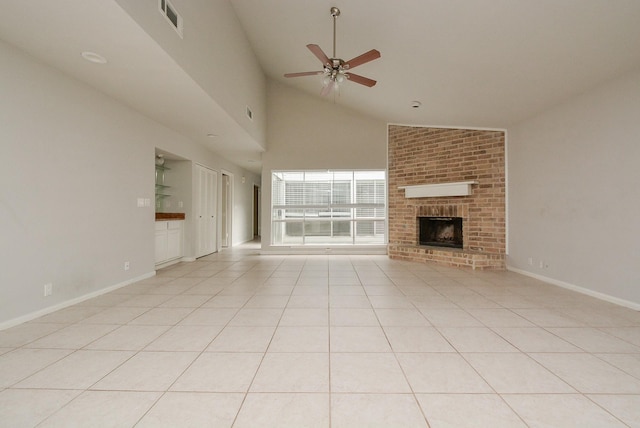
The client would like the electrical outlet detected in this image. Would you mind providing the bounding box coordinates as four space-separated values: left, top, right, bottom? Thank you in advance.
528 257 533 266
539 260 544 269
43 283 53 297
124 261 130 271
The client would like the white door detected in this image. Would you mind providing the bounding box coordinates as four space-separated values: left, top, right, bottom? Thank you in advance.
195 164 217 257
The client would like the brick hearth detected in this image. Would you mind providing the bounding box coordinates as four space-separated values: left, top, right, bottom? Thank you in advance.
388 125 506 270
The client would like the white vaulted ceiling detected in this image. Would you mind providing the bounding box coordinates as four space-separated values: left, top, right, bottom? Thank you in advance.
1 0 640 173
231 0 640 128
0 0 265 173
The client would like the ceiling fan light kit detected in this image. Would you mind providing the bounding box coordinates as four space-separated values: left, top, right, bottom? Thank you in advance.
284 6 380 96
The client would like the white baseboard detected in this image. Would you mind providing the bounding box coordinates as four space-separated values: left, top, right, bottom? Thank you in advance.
0 271 156 331
232 237 257 246
261 245 388 255
506 265 640 311
155 258 185 269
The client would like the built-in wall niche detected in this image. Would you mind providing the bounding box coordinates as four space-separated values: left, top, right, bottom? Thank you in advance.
154 150 190 214
155 154 171 211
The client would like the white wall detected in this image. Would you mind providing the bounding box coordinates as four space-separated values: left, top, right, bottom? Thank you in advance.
507 69 640 307
261 80 388 251
0 40 258 326
114 0 266 148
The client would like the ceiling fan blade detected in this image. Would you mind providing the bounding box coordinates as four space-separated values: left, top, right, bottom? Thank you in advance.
284 71 324 78
321 79 335 97
307 44 331 66
344 49 381 69
346 73 377 87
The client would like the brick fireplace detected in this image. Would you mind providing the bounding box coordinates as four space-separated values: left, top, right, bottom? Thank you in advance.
387 125 506 270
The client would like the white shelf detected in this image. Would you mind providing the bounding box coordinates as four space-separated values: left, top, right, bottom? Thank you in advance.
399 181 477 198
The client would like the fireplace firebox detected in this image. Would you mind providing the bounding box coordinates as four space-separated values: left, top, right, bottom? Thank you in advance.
419 217 463 249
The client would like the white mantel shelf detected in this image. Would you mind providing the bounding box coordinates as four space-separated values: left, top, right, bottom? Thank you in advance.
399 181 477 198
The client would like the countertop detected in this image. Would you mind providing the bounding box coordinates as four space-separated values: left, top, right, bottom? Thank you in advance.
155 212 185 221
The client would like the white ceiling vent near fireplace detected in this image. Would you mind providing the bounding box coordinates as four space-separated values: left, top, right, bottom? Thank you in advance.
159 0 183 38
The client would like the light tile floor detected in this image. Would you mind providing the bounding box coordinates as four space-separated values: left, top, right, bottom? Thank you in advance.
1 242 640 427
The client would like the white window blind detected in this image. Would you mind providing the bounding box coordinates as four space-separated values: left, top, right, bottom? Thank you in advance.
271 170 386 246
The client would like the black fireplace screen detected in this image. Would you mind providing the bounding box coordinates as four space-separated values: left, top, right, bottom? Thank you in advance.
419 217 463 249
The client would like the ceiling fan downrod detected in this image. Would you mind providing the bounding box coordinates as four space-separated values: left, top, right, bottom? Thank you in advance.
330 7 340 59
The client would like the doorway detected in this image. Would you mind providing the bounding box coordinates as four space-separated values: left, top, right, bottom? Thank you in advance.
253 184 260 238
221 172 233 248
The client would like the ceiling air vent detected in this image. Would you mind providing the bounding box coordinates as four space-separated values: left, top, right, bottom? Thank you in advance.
159 0 183 37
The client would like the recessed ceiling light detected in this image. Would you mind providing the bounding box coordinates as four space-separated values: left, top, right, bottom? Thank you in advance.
411 101 422 109
81 51 107 64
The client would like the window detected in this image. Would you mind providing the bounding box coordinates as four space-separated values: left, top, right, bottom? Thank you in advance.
271 170 386 246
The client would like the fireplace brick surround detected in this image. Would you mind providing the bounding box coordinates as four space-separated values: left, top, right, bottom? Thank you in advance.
388 125 506 269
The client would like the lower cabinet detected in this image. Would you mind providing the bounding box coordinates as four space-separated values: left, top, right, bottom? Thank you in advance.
155 220 183 265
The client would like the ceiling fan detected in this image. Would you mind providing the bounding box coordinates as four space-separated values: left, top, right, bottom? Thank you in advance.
284 6 381 96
